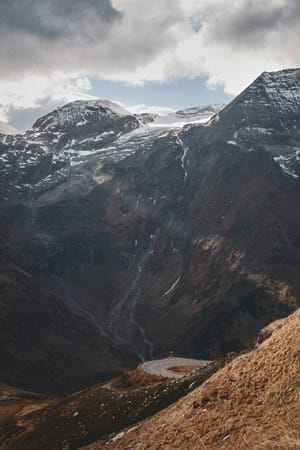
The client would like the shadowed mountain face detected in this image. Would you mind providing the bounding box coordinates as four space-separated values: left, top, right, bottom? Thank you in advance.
0 263 127 395
0 70 299 394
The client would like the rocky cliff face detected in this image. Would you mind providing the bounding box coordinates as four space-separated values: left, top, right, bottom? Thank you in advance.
0 70 299 394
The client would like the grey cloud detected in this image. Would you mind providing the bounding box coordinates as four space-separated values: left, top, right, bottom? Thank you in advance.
0 0 183 79
0 0 120 40
1 0 299 109
204 0 300 47
0 0 123 77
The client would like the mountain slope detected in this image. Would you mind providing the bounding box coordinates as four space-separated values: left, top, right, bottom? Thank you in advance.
0 263 127 394
86 308 300 450
207 68 300 178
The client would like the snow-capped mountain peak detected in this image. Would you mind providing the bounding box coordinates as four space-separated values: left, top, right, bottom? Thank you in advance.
32 99 133 131
208 68 300 179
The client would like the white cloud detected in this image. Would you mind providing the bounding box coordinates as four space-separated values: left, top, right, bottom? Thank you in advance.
0 73 95 123
108 0 300 94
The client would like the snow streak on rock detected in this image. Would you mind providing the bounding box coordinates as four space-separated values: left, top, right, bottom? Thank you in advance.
160 276 181 300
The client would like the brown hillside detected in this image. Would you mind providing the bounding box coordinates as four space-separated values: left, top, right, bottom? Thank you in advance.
86 309 300 450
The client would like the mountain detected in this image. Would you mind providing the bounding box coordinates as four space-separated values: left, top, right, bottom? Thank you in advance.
0 69 299 394
0 101 222 204
32 99 134 131
0 121 20 136
207 68 300 178
85 308 300 450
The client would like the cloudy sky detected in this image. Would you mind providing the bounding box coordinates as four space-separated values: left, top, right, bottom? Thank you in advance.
1 0 300 129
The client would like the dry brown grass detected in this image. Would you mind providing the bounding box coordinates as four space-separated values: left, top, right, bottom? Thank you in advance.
0 403 23 427
0 384 49 425
109 367 164 391
85 308 300 450
0 384 52 448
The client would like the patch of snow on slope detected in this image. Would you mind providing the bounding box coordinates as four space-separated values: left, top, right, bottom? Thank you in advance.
149 105 225 128
160 276 181 299
274 155 299 179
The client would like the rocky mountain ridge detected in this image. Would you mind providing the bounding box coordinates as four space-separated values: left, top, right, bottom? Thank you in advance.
207 68 300 178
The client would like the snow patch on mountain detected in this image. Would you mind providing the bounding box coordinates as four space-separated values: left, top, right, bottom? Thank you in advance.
149 104 225 128
274 152 300 179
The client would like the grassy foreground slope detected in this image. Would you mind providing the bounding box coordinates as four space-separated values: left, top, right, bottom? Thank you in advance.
86 308 300 450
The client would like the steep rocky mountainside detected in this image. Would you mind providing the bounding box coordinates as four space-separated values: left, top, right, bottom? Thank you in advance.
0 69 299 394
207 68 300 178
86 308 300 450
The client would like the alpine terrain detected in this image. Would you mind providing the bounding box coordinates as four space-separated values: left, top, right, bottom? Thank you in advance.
0 69 299 397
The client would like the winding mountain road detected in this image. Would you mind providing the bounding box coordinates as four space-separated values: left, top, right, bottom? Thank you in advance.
142 357 211 379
